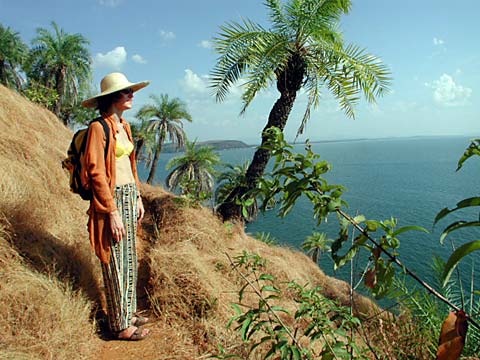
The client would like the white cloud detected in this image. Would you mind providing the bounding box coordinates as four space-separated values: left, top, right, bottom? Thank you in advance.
433 37 445 46
94 46 127 70
426 74 472 106
132 54 147 64
98 0 122 7
159 30 176 41
198 40 212 49
181 69 209 94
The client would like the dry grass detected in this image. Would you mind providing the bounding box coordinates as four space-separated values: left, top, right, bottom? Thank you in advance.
0 85 99 359
0 261 95 359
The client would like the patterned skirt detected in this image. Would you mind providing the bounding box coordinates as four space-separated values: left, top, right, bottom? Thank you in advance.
101 183 138 332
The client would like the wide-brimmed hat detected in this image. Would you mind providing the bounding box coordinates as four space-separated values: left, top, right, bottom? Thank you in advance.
82 72 150 108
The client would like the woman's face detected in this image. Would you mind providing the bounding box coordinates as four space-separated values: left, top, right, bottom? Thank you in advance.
113 88 134 111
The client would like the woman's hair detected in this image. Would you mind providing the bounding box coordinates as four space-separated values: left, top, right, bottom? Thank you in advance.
96 91 122 113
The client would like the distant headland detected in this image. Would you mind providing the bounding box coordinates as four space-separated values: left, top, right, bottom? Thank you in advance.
162 140 252 153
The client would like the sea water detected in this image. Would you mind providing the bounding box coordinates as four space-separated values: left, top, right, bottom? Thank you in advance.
138 136 480 296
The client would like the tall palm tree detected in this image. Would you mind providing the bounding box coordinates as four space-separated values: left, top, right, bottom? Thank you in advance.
211 0 391 220
302 232 333 264
0 24 28 90
165 141 220 195
136 94 192 184
27 21 91 121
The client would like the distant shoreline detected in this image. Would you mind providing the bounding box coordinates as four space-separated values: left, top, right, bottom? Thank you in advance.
162 134 476 153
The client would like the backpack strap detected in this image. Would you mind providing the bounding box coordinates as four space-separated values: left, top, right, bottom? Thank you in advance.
81 117 111 159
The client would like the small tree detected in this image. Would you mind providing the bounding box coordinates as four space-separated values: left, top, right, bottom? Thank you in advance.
165 141 220 196
302 232 333 264
136 94 192 184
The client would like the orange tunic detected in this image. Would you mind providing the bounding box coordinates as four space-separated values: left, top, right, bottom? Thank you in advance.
83 114 141 263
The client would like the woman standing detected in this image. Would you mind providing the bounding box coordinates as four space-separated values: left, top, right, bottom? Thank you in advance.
82 72 150 340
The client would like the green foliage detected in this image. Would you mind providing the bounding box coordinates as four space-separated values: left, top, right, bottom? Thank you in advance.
258 127 345 223
215 161 259 222
22 80 58 108
456 138 480 171
220 251 367 359
301 232 332 264
166 140 220 198
333 216 427 299
26 21 91 118
253 232 278 246
0 24 28 90
172 177 213 208
435 139 480 288
388 257 480 357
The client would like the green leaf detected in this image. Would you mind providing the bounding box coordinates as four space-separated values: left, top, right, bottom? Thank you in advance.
365 220 378 231
456 139 480 171
442 240 480 286
392 225 429 237
291 346 301 360
353 215 366 223
240 317 252 341
261 285 280 293
434 197 480 224
270 305 289 313
259 273 275 281
231 303 242 315
440 221 480 244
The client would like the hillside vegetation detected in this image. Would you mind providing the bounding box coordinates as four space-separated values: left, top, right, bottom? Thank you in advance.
0 85 402 359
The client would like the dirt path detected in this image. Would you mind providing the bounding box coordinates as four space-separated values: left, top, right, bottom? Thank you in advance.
96 318 208 360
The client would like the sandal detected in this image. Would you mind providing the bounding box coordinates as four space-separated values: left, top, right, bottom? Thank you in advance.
131 316 149 327
117 326 150 341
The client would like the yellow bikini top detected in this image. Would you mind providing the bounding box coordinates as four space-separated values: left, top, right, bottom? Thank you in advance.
115 138 134 159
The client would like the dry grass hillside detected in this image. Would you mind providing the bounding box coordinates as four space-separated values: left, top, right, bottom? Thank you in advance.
0 85 416 359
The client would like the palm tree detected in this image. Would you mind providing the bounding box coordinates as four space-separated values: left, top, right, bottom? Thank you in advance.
27 21 91 122
211 0 391 220
165 141 220 195
215 161 258 221
0 24 28 90
136 94 192 184
302 232 333 264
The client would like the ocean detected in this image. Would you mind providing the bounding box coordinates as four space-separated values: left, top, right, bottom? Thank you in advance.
138 136 480 296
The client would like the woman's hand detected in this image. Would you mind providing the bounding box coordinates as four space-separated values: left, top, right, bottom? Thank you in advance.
109 210 125 242
137 196 145 223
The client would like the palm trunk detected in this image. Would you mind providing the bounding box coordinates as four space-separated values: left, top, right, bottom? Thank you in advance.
54 67 66 123
135 138 145 162
146 131 166 184
0 59 7 86
217 53 306 221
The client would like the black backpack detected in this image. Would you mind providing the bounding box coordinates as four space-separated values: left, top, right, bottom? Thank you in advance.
62 117 110 200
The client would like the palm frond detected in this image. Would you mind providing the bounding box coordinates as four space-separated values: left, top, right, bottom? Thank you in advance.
240 33 290 114
210 19 271 103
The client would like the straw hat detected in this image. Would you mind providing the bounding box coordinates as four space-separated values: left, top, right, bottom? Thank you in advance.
82 72 150 108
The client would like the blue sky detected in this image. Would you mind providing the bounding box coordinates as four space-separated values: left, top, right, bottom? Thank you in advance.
2 0 479 144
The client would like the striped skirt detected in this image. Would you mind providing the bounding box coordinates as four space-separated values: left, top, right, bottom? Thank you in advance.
101 183 138 332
